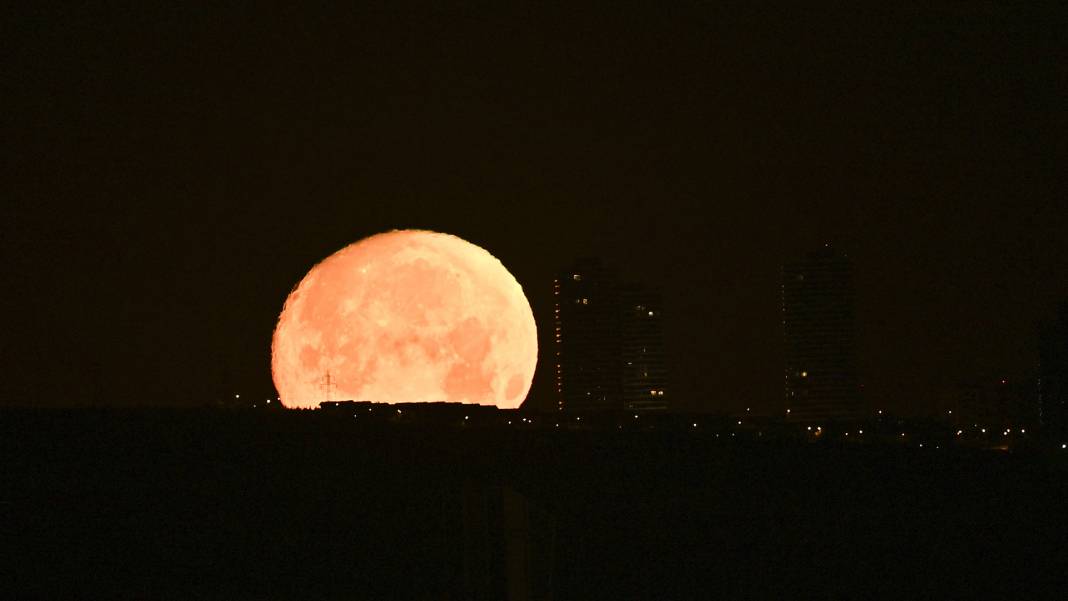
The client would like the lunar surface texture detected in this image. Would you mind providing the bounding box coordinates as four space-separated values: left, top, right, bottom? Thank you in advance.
271 230 538 409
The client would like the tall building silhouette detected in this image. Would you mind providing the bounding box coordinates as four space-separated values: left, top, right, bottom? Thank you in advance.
1038 302 1068 437
554 259 667 412
782 246 860 422
619 284 667 411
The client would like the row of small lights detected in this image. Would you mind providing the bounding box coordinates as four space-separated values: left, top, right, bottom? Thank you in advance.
366 413 1068 448
250 393 1068 451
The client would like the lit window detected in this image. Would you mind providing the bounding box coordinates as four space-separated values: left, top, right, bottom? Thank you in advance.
573 274 582 281
648 311 654 316
801 371 808 377
582 298 588 304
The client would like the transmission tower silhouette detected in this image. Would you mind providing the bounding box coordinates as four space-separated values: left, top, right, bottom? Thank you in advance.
318 371 338 402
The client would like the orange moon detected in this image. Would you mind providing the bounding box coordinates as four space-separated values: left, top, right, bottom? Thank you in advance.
271 230 538 409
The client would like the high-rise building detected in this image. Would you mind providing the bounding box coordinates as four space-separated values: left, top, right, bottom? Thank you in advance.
1038 303 1068 437
619 284 667 411
553 259 667 412
782 246 860 422
554 259 622 412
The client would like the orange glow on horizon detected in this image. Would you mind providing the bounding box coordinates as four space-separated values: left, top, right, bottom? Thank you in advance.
271 230 538 409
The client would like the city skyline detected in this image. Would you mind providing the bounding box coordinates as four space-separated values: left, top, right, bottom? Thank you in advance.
5 4 1068 598
4 4 1066 418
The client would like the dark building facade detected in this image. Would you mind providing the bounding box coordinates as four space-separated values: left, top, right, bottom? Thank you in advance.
952 378 1037 431
1038 303 1068 437
782 246 860 422
619 284 668 411
554 259 667 412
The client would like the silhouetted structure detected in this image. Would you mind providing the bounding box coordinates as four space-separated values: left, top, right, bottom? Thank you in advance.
782 246 860 422
954 378 1036 431
554 259 623 412
619 284 668 411
459 483 555 601
1039 303 1068 437
554 259 667 412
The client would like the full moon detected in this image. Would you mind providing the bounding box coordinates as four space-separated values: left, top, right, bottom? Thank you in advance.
271 230 538 409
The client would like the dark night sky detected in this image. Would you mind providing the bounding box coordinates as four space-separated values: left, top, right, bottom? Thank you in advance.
4 3 1067 414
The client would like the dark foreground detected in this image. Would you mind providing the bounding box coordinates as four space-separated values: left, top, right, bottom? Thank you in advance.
3 410 1067 599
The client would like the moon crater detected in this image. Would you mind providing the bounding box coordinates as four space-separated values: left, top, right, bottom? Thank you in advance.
272 230 537 409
